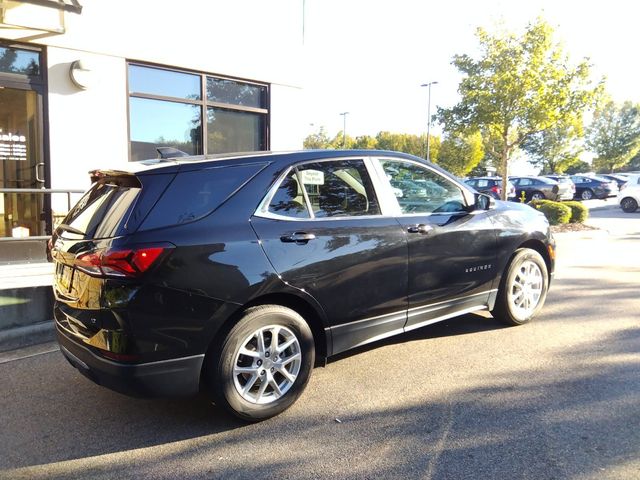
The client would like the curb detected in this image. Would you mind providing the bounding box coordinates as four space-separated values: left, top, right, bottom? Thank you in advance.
0 321 55 353
552 229 609 240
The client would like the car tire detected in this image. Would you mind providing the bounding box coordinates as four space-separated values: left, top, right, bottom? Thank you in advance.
208 305 315 421
531 191 545 201
620 197 638 213
492 248 549 326
581 189 594 200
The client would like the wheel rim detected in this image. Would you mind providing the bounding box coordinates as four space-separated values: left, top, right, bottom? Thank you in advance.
622 198 637 211
232 325 302 405
508 260 544 318
532 193 543 200
581 190 592 200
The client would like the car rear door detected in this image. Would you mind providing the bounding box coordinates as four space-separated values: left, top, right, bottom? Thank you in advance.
251 157 409 355
371 157 498 332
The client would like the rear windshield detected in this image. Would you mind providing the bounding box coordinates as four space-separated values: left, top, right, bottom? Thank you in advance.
61 177 142 239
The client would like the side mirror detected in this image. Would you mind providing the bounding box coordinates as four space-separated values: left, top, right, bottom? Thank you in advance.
475 193 495 211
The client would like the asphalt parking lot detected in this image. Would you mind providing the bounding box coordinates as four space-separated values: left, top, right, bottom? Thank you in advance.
0 200 638 480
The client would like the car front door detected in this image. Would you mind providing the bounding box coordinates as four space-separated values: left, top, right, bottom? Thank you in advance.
251 158 409 355
372 158 498 332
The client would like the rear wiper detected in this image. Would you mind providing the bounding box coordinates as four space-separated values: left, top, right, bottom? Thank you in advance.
57 224 85 235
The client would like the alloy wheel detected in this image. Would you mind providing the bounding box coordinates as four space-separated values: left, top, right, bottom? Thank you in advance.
621 197 638 213
232 325 302 404
507 260 543 318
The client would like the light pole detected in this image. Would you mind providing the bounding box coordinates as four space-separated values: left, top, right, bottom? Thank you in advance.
339 111 349 149
420 81 438 161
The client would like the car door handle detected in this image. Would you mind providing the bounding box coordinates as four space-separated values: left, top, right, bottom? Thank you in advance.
407 224 433 234
280 232 316 244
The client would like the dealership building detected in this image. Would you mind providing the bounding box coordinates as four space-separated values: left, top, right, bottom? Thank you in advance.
0 0 304 340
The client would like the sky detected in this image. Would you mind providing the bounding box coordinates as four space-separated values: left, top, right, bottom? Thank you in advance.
300 0 640 141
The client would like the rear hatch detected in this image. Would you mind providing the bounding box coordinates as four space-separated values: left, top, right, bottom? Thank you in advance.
51 160 268 313
50 169 176 339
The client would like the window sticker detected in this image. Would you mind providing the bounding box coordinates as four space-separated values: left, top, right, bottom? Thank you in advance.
300 169 324 185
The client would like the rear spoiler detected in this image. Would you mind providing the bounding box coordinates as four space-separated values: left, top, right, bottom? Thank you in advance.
89 169 137 183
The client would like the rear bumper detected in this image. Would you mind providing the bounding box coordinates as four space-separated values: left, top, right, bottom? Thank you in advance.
557 191 575 201
56 327 204 398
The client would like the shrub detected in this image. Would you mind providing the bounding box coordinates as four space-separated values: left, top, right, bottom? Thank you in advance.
563 200 589 223
530 199 571 225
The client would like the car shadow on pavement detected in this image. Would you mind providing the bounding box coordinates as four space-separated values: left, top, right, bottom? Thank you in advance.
2 325 638 480
329 311 508 364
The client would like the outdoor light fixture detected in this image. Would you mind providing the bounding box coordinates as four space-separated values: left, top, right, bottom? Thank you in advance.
69 59 92 89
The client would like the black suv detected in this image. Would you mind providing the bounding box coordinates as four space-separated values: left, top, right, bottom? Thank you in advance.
50 150 555 421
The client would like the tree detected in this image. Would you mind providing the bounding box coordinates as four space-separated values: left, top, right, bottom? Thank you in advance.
619 151 640 173
437 18 601 199
564 160 591 175
330 131 355 149
587 100 640 173
436 131 484 176
301 128 441 159
352 135 377 149
303 126 332 149
522 121 584 174
375 131 439 159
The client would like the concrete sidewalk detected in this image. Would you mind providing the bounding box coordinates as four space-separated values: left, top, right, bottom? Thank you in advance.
0 263 55 353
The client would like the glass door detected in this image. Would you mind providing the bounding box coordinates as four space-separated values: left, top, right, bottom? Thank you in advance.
0 86 44 238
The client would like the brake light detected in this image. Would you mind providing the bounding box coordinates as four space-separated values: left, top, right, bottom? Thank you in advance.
75 247 168 278
490 185 501 194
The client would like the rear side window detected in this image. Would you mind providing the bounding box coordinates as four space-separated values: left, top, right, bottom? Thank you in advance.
140 163 266 230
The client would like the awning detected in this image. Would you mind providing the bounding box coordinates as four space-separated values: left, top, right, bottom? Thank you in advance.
0 0 83 41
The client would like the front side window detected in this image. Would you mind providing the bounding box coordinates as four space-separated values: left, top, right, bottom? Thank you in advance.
267 159 380 219
128 63 268 161
379 160 466 215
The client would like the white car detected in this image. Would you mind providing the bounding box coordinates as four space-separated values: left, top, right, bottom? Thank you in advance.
617 174 640 213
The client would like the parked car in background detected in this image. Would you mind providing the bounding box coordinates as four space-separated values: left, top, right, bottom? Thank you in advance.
599 173 629 190
464 176 516 200
617 174 640 213
541 175 576 201
509 176 561 201
49 149 555 421
570 175 618 200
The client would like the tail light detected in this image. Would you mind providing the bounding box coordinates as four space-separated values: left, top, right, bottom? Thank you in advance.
75 246 171 278
490 185 501 195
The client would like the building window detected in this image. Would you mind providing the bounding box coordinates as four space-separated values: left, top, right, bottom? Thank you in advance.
128 63 269 161
0 45 40 76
